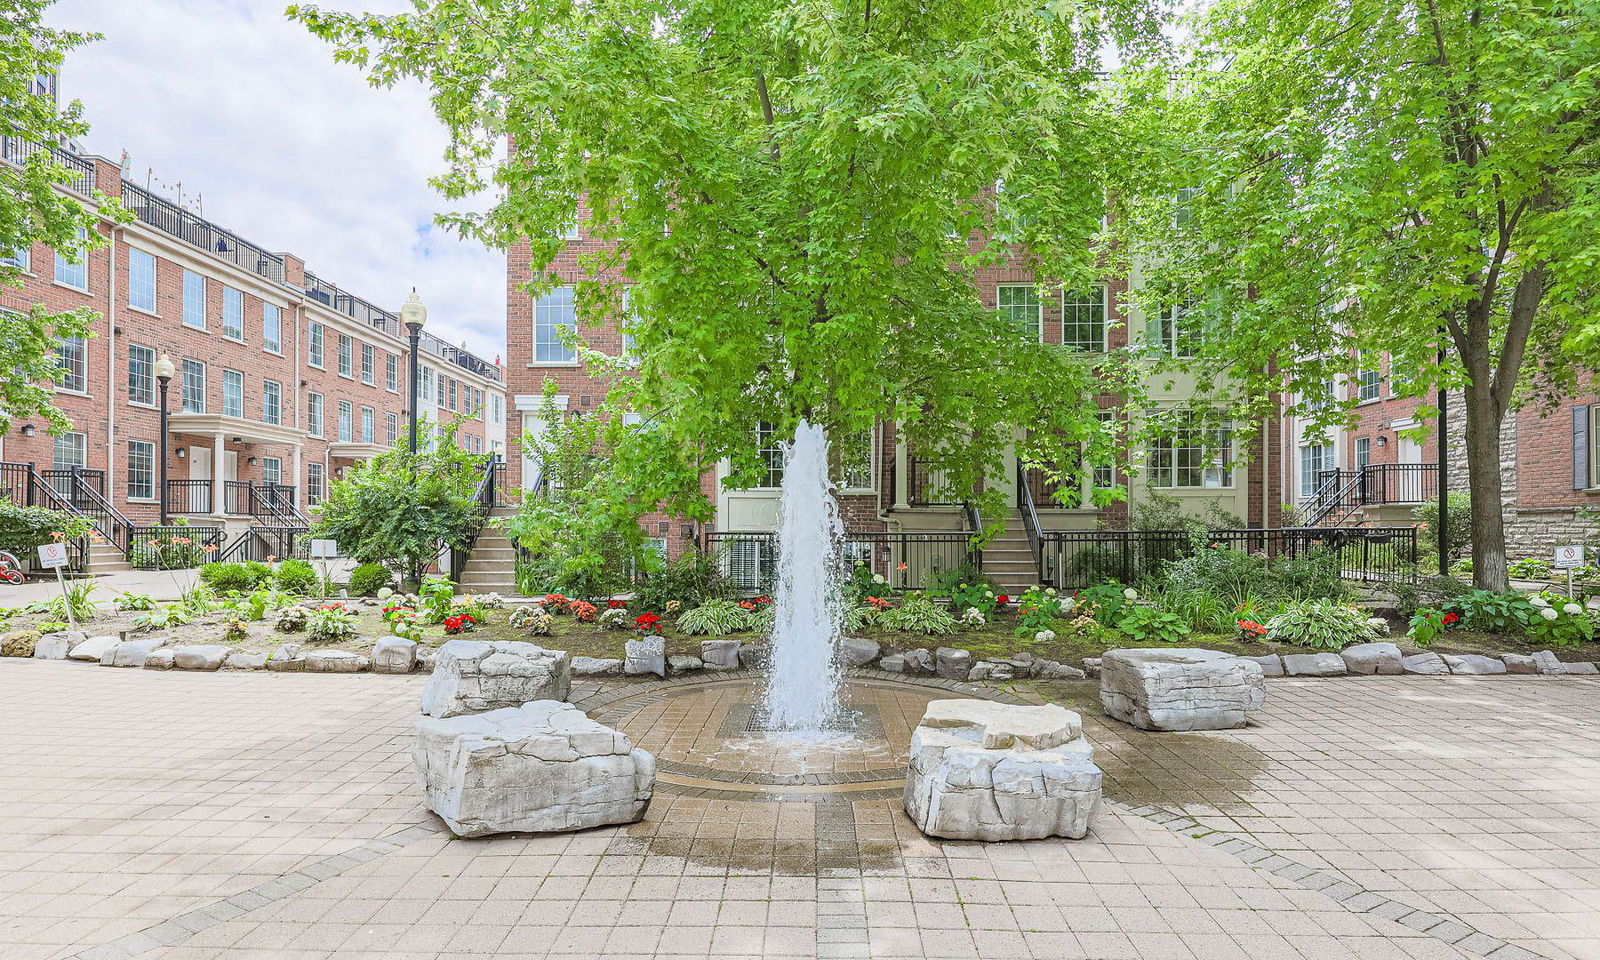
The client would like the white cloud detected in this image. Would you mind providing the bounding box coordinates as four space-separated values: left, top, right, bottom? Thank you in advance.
49 0 505 365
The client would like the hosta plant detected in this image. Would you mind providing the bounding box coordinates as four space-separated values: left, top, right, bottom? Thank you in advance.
307 605 358 643
877 591 956 636
1117 605 1191 644
1266 600 1378 651
677 599 748 637
132 605 190 632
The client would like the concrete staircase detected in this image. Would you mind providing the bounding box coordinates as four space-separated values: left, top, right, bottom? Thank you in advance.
982 513 1043 594
87 540 133 575
457 506 519 593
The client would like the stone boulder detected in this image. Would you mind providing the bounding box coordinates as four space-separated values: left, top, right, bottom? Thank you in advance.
1563 661 1599 675
571 656 622 676
1082 657 1102 679
935 647 971 681
68 635 120 662
1502 653 1537 675
422 640 572 718
143 649 176 670
1531 650 1565 675
903 699 1101 841
1241 654 1284 677
877 653 906 673
968 660 1014 683
100 636 165 668
2 629 42 657
700 639 742 671
372 637 418 674
1339 642 1403 676
901 648 935 675
624 636 666 677
840 636 880 667
264 654 306 672
305 650 371 673
1283 653 1347 677
413 700 655 837
1100 649 1265 731
1442 654 1507 676
737 643 770 669
33 631 82 660
224 651 268 670
172 645 229 671
1401 652 1449 675
667 655 703 673
1031 658 1086 681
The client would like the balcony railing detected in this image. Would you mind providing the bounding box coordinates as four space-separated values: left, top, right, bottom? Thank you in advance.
121 181 286 283
1 137 95 195
169 479 300 520
303 272 503 384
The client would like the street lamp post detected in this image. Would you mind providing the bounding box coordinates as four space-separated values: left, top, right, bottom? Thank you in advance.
401 290 427 456
155 353 175 524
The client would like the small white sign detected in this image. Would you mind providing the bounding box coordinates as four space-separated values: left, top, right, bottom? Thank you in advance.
1553 544 1585 569
35 542 70 569
310 538 340 559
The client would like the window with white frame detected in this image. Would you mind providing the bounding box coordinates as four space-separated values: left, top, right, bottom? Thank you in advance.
222 286 244 340
181 359 206 412
1148 410 1232 488
262 379 282 425
1298 442 1336 499
128 248 156 312
182 270 206 328
1 245 29 272
127 344 154 406
830 428 874 490
262 457 281 486
262 303 281 353
53 431 85 471
385 353 397 391
420 367 433 402
447 378 457 410
306 462 326 505
307 392 324 437
54 226 87 289
337 400 352 442
996 284 1041 340
729 537 776 592
490 393 502 424
1061 286 1107 352
535 286 577 362
126 440 155 500
361 343 374 385
1153 301 1196 357
361 406 375 444
57 336 86 393
1092 409 1117 491
338 335 353 377
755 422 784 488
385 412 398 445
1355 437 1371 469
222 370 244 418
308 321 324 367
1357 352 1382 401
621 287 640 362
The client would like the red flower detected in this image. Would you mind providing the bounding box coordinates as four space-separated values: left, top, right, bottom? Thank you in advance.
995 595 1010 607
569 600 597 623
607 599 626 609
444 615 465 635
1442 612 1460 626
635 611 663 635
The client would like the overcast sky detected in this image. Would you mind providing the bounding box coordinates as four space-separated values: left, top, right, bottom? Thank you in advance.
48 0 506 364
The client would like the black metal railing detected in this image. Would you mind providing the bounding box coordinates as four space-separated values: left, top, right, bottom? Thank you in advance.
36 467 130 552
166 480 213 514
250 483 304 524
1359 464 1438 505
449 454 501 577
121 181 286 283
702 529 980 595
223 480 251 516
0 137 95 195
1016 465 1045 581
128 526 225 570
0 461 33 506
303 273 503 384
216 525 310 564
907 458 963 506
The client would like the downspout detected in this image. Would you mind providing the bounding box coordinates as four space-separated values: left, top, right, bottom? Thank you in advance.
106 226 119 500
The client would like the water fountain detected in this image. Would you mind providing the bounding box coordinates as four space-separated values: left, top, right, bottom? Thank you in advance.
759 419 847 731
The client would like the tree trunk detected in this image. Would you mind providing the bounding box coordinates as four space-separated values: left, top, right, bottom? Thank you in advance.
1461 381 1509 592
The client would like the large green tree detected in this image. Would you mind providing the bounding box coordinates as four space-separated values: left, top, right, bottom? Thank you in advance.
1109 0 1600 591
1 0 122 435
291 0 1162 527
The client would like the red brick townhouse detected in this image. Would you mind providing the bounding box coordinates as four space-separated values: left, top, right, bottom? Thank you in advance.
501 197 1289 594
0 141 508 571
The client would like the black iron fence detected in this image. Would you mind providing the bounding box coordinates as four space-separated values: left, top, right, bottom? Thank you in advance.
217 525 310 564
129 526 225 570
167 480 212 514
703 529 979 595
122 181 286 283
0 137 95 195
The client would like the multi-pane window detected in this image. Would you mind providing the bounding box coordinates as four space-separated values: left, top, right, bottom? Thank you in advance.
447 378 457 410
57 336 87 392
1299 443 1336 499
996 285 1041 340
385 412 399 445
53 431 86 471
222 370 245 418
1354 437 1371 469
385 353 398 391
535 286 577 362
756 422 784 488
182 270 206 328
127 344 154 405
337 400 353 442
128 248 156 312
262 379 282 425
729 538 776 592
1153 302 1191 357
308 321 324 367
1149 410 1232 489
360 406 375 444
1357 352 1382 401
54 226 87 289
262 457 282 487
361 343 374 385
262 303 281 353
477 389 486 420
1 245 29 271
621 287 640 362
338 335 353 376
1092 409 1117 491
830 429 874 490
181 359 206 412
126 440 155 500
490 394 502 425
307 392 324 437
222 286 244 340
420 367 433 402
306 462 326 506
1061 286 1107 352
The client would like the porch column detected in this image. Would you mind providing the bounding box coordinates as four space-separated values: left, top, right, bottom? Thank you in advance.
291 443 303 512
894 421 909 510
212 432 226 518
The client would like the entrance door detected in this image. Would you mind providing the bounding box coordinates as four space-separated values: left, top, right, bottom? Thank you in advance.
188 446 211 513
522 411 548 492
1397 436 1423 502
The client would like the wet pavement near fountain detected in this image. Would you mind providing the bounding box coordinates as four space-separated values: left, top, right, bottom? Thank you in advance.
4 662 1599 959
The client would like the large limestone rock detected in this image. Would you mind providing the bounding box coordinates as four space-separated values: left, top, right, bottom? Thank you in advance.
1531 650 1565 675
33 630 81 660
100 637 165 668
2 629 42 657
224 650 268 670
840 636 880 667
143 649 176 670
1563 661 1599 675
1241 654 1284 677
1502 653 1537 674
1031 658 1087 681
1442 654 1507 676
1340 642 1404 676
372 637 418 674
878 654 906 673
901 648 936 675
172 645 228 671
667 654 703 673
935 647 971 680
1402 652 1449 675
903 700 1101 841
422 640 572 718
1283 652 1347 677
624 636 666 677
68 635 120 662
1101 648 1265 731
413 700 655 837
305 650 371 673
700 639 741 671
571 656 622 676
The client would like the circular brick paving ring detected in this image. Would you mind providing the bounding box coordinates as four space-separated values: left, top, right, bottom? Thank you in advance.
577 669 1026 801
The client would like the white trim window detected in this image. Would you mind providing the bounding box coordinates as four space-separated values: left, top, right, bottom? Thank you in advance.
1149 410 1233 489
262 303 282 353
128 247 156 312
53 431 86 472
1354 436 1371 470
337 400 353 443
308 321 325 368
996 284 1042 341
1061 285 1107 352
262 379 282 425
1357 352 1382 402
360 406 375 444
490 393 502 425
57 335 87 393
1 245 29 272
306 462 326 505
534 286 577 363
262 457 282 487
127 344 155 406
830 427 874 491
182 270 206 329
1298 442 1336 500
621 287 640 363
222 369 245 419
338 335 353 377
755 422 784 489
181 359 206 413
385 412 399 445
361 343 374 385
222 286 244 341
54 227 88 290
307 392 324 437
126 440 156 501
385 353 398 392
1152 301 1196 358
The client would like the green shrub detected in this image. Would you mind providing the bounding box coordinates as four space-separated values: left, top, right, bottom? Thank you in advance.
347 562 394 596
1526 594 1595 647
877 592 957 636
273 558 318 595
47 580 98 622
922 562 989 597
1407 608 1446 647
677 598 749 636
0 499 92 555
1014 586 1065 638
276 605 308 632
633 548 733 613
114 592 158 611
307 605 358 643
199 562 272 593
1415 491 1472 560
132 605 190 632
1266 600 1377 650
1117 605 1192 644
1441 589 1534 634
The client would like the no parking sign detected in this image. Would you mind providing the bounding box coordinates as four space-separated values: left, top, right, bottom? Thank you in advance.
1553 544 1585 569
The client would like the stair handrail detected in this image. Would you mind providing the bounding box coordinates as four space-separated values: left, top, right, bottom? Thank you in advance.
1305 469 1361 526
64 467 134 552
249 482 308 526
1015 462 1048 586
450 454 501 581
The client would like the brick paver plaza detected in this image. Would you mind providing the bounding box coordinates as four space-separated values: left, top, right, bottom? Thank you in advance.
2 661 1598 960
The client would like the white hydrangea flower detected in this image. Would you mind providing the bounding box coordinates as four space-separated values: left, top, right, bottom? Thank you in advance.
872 573 886 585
961 606 986 626
1563 603 1583 615
1035 629 1056 644
1045 587 1057 596
1123 588 1138 600
1540 607 1559 621
1061 598 1078 613
1530 596 1550 608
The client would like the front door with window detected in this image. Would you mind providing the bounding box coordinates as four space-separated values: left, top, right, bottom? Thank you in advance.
1397 436 1423 502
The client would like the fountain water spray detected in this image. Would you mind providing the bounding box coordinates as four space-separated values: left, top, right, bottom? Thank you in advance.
760 419 846 731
